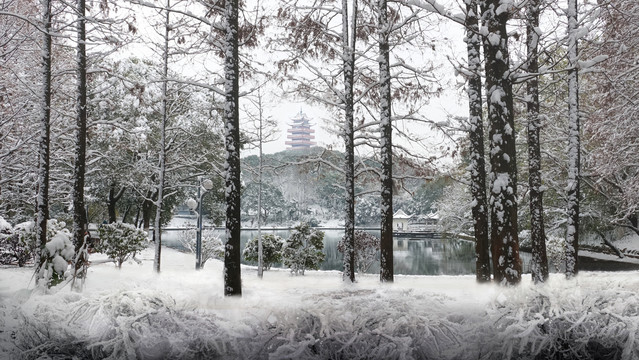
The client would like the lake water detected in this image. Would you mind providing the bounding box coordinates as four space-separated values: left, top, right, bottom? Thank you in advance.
162 228 533 276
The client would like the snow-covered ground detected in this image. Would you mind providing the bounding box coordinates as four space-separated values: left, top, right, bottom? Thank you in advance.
1 247 639 359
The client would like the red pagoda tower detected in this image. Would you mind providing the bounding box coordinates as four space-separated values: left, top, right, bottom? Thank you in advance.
285 110 316 149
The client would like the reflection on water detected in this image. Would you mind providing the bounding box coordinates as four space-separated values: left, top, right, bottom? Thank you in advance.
163 228 525 276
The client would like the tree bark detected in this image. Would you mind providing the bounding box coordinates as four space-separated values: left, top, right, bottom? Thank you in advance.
565 0 580 278
35 0 53 282
223 0 242 297
379 0 394 283
481 0 521 285
72 0 88 254
465 0 491 283
526 0 549 283
342 0 356 283
108 183 126 223
153 0 171 274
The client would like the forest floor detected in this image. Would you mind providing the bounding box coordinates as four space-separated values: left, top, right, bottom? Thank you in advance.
1 247 639 359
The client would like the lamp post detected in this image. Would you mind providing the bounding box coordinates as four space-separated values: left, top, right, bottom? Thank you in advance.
187 176 214 270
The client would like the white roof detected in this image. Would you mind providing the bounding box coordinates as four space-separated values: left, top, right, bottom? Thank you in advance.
393 209 411 219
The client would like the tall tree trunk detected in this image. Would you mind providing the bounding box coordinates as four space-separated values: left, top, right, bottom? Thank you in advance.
526 0 549 283
153 0 170 273
565 0 580 278
72 0 88 254
481 0 521 285
223 0 242 297
107 184 125 223
142 189 156 231
342 0 356 283
378 0 394 283
465 0 490 283
35 0 53 282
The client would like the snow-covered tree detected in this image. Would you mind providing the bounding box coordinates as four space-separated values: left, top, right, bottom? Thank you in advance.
282 223 326 276
564 0 580 278
35 0 54 284
337 230 379 273
524 0 549 283
243 234 285 271
178 229 224 269
463 0 490 283
96 222 148 268
481 0 521 285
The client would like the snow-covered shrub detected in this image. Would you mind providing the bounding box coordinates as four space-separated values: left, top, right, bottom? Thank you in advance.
38 228 75 287
282 223 325 275
0 217 33 266
242 234 284 270
546 233 565 271
177 229 224 268
97 223 148 268
337 230 380 273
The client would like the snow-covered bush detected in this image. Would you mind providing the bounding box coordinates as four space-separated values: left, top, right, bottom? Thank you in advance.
0 217 35 267
38 227 75 287
178 229 224 268
546 233 565 271
242 234 284 270
337 230 380 273
282 223 325 275
97 223 148 268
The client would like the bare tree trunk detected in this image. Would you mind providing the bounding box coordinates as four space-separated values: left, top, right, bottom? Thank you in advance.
379 0 393 283
35 0 53 283
153 0 170 274
223 0 242 297
565 0 580 278
526 0 549 283
342 0 356 283
107 184 125 223
481 0 521 285
465 0 490 283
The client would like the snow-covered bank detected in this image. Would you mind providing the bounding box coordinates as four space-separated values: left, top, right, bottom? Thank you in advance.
1 247 639 359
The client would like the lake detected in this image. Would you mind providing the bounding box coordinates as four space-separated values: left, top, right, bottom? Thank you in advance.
162 228 533 276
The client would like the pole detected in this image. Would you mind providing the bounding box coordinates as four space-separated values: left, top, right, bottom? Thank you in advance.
257 93 264 279
196 177 203 270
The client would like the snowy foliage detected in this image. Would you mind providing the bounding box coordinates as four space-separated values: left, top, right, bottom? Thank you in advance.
38 224 74 288
0 219 33 267
178 229 224 269
282 223 325 275
97 223 148 268
242 234 284 271
337 230 380 273
6 248 639 359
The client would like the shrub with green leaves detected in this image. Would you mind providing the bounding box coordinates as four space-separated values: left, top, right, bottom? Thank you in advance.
243 234 285 271
282 223 325 276
97 223 148 268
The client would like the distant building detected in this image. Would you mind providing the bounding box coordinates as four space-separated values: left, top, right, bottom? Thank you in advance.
285 110 316 150
393 209 411 231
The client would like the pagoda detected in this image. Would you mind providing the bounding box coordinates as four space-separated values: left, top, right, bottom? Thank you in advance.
285 110 316 149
